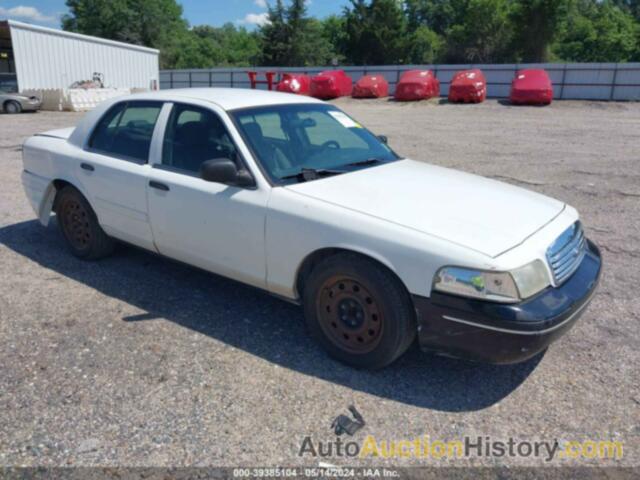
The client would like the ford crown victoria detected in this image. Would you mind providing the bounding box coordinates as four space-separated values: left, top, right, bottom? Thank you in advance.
21 89 601 368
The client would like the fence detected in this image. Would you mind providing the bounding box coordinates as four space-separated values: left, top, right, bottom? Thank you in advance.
160 63 640 101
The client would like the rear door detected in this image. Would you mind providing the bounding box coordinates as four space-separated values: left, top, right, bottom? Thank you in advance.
78 100 163 251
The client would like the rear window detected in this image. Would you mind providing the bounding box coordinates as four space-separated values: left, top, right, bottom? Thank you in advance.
89 101 162 162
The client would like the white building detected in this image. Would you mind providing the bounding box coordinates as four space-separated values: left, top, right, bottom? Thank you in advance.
0 19 159 109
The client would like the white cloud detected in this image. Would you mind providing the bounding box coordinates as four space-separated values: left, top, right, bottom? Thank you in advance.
254 0 268 8
238 12 271 26
0 5 57 23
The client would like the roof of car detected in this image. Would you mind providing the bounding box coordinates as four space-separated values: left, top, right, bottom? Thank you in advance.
126 88 323 110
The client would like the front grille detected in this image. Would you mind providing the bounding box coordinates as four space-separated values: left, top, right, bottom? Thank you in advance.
546 222 587 285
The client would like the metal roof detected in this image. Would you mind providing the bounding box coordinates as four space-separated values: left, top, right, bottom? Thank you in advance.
3 19 159 90
4 20 159 54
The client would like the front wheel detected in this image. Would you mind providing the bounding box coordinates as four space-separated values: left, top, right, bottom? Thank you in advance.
303 253 416 369
55 185 115 260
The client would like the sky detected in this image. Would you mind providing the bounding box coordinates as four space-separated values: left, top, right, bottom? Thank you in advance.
0 0 351 29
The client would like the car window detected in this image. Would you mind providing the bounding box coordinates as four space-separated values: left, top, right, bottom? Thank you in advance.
161 104 239 175
233 104 398 182
89 103 126 152
0 76 18 94
89 101 162 162
298 110 368 150
241 112 287 141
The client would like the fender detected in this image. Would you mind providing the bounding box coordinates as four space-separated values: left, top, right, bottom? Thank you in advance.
291 243 403 301
329 243 399 275
22 170 94 227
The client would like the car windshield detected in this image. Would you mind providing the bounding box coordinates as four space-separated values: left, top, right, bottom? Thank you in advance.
231 104 399 183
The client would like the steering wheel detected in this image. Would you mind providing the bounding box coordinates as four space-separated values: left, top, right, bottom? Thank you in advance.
320 140 341 150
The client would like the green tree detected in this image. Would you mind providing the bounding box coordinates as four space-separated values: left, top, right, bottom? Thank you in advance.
321 15 347 64
161 30 218 69
612 0 640 19
553 0 638 61
63 0 143 44
287 0 306 64
445 0 513 62
343 0 409 65
510 0 572 62
261 0 293 65
405 0 469 35
61 0 640 68
298 18 338 65
259 0 336 66
62 0 191 68
192 24 261 66
406 25 444 63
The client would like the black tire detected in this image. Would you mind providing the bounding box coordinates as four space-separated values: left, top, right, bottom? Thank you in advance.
54 185 115 260
4 101 21 114
303 253 416 369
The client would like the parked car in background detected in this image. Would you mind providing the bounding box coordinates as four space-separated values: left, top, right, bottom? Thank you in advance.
0 75 41 113
310 70 353 99
448 69 487 103
395 70 440 101
510 69 554 105
352 74 389 98
276 73 311 95
21 89 601 369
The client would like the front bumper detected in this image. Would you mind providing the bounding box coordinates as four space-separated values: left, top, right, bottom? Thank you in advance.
413 240 602 364
20 100 42 112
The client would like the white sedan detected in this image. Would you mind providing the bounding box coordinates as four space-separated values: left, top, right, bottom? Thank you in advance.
21 89 601 368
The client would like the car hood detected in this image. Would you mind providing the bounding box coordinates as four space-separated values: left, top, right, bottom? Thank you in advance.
285 159 565 258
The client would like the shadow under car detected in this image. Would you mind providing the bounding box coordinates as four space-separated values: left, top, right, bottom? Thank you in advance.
0 218 543 411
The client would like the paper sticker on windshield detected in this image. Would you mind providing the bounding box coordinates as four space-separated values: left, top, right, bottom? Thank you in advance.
329 111 362 128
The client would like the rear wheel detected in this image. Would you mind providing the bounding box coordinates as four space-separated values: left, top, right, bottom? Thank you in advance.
303 253 416 369
55 186 114 260
4 101 21 114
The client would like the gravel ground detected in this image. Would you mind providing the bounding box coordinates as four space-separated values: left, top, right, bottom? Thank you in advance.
0 100 638 471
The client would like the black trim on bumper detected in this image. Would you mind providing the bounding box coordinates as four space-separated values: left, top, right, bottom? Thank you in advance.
413 240 602 364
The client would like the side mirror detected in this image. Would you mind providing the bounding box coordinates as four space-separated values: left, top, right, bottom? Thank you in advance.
200 158 255 187
377 135 388 144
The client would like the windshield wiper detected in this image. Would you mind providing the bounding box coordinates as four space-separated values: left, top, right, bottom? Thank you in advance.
280 158 389 183
280 167 344 182
343 158 384 168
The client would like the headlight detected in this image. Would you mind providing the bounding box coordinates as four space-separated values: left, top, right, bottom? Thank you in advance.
510 260 550 299
434 260 550 303
434 267 519 303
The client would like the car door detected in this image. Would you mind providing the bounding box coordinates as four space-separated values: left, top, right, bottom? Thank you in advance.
146 102 269 290
78 100 163 251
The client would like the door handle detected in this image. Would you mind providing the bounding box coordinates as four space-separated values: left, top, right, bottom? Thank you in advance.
149 180 170 192
80 162 94 172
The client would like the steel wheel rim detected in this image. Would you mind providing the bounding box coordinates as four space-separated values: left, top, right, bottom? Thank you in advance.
317 276 383 354
60 198 91 250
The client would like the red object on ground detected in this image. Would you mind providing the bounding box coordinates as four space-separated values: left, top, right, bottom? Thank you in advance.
276 73 311 95
310 70 353 99
510 69 553 105
247 71 277 90
394 70 440 101
448 69 487 103
352 74 389 98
